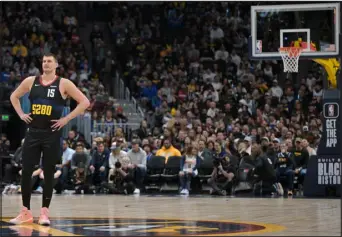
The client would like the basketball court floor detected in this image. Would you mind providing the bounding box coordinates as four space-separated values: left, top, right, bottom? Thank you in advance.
1 194 341 236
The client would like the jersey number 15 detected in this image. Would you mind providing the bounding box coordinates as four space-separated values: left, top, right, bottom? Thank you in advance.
47 89 55 98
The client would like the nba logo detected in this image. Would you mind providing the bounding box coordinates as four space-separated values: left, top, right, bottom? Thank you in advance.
324 103 339 119
256 40 262 53
328 104 334 117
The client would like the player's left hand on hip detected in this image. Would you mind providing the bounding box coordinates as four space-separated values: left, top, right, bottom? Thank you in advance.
51 117 69 130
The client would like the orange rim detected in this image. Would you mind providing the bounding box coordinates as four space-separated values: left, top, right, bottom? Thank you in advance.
279 47 303 57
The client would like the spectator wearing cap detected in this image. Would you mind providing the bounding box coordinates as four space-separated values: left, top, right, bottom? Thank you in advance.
89 142 109 190
126 139 147 194
108 143 128 183
156 138 182 163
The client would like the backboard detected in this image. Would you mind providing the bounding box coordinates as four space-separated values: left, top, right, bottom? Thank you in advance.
249 3 340 60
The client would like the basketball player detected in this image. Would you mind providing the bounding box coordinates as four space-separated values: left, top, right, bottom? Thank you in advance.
9 53 90 225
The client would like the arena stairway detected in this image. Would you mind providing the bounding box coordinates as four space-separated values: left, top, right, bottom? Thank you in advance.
113 99 144 129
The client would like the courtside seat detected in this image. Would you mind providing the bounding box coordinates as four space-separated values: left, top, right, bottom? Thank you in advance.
161 156 182 179
196 158 214 192
160 156 181 191
145 156 166 190
198 158 214 180
146 156 166 178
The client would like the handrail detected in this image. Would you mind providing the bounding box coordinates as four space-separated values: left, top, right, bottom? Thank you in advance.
125 87 131 101
115 75 144 118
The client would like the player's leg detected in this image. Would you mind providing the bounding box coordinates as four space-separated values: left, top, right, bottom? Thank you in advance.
39 132 62 226
9 133 41 224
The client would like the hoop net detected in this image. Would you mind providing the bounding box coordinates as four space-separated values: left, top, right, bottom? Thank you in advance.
279 47 303 73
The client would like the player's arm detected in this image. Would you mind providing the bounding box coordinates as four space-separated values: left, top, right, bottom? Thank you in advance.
10 76 35 123
62 79 90 122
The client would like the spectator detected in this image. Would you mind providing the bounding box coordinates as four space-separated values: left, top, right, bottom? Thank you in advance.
17 163 43 194
143 144 153 162
11 40 28 58
108 143 128 182
89 142 109 191
252 144 283 195
301 138 317 157
136 120 150 140
67 130 78 150
207 148 236 196
274 143 296 196
71 144 91 171
36 165 63 194
109 156 135 195
126 139 147 194
243 136 252 155
4 139 24 184
179 145 201 195
27 62 40 76
60 139 75 187
198 140 213 161
74 162 90 194
156 138 182 163
292 138 310 185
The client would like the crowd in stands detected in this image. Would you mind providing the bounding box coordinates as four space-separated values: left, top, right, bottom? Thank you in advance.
2 2 325 197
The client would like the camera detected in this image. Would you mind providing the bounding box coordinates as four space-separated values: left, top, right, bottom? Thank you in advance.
212 153 223 167
115 161 122 169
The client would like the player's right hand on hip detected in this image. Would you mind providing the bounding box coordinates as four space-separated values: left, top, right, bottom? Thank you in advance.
20 113 32 124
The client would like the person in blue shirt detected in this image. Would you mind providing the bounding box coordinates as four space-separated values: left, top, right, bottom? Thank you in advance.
0 68 10 82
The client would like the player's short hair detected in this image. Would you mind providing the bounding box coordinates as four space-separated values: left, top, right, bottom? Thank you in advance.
43 53 58 62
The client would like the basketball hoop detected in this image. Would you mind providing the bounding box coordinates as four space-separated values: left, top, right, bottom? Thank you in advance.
279 47 303 73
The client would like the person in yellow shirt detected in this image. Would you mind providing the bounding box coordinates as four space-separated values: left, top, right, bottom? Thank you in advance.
156 139 181 163
12 41 28 57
